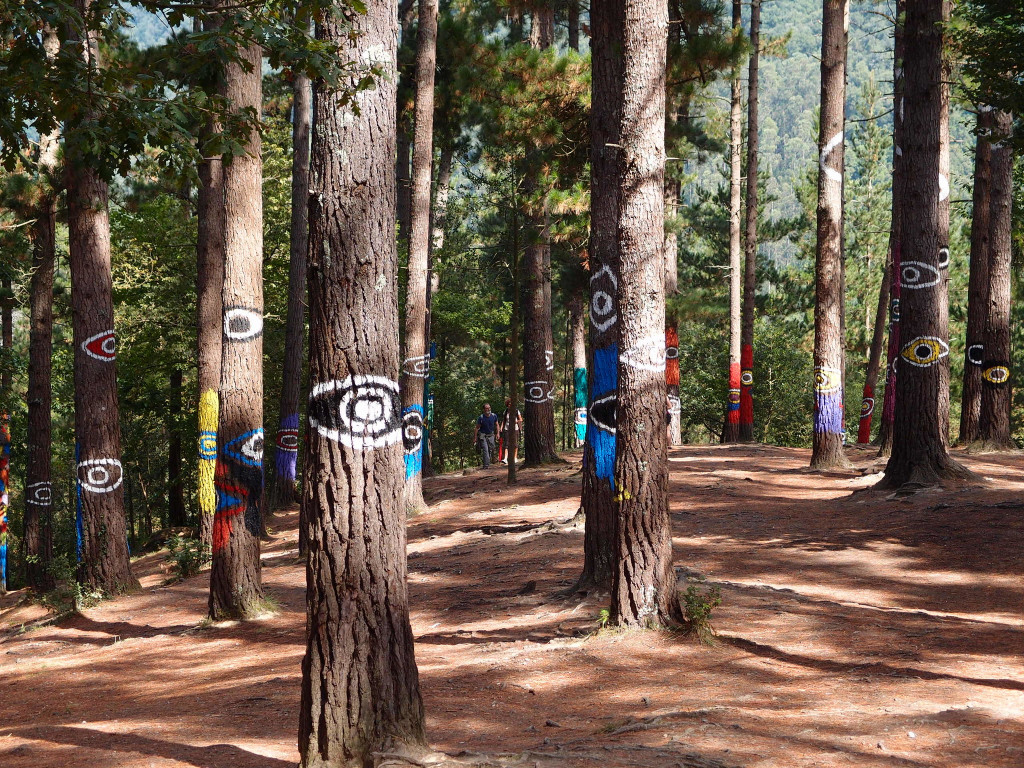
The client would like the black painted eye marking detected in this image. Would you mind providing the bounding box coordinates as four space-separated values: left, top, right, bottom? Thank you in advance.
309 375 402 449
814 366 841 393
589 393 617 434
224 429 264 467
402 355 430 379
890 298 900 323
900 336 949 367
78 458 123 494
525 381 552 404
26 481 53 506
741 369 753 387
982 362 1010 385
901 261 941 290
224 307 263 341
590 265 618 332
275 429 299 452
967 344 984 366
937 246 950 269
402 408 424 454
666 346 679 360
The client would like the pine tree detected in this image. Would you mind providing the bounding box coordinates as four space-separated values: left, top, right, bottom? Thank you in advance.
810 0 850 470
722 0 743 444
209 35 266 619
298 0 427 762
611 0 681 628
401 0 438 513
739 0 761 443
65 0 138 595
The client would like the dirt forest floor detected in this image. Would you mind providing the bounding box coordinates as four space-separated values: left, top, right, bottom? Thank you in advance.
1 444 1023 768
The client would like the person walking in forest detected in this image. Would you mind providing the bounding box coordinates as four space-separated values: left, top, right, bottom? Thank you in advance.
474 403 500 468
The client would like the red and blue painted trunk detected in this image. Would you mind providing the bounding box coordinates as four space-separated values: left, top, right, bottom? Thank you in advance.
726 362 741 424
0 414 9 590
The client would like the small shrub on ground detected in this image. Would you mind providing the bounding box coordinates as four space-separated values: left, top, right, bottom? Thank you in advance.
164 534 210 581
681 583 722 645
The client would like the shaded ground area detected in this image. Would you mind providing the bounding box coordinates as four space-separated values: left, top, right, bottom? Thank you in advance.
1 444 1022 767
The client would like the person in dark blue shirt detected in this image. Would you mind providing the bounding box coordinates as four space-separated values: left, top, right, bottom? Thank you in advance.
473 403 500 468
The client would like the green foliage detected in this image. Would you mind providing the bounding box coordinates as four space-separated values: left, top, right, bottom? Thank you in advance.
164 534 210 581
681 582 722 645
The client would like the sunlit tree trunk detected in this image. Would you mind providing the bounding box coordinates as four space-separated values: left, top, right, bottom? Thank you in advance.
611 0 680 628
65 0 138 595
208 39 265 619
977 109 1013 449
857 251 890 443
739 0 761 443
722 0 742 444
880 0 968 488
575 0 623 592
298 2 427 762
401 0 438 514
810 0 850 470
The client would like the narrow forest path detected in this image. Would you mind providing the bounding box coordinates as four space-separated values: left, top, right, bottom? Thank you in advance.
2 445 1022 768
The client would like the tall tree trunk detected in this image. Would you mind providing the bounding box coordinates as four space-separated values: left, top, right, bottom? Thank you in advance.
880 0 967 488
857 250 890 443
195 10 225 550
568 291 587 447
507 176 522 484
25 74 59 589
167 369 186 526
567 0 579 51
65 0 138 595
611 0 680 628
401 0 438 514
877 0 905 456
810 0 850 470
0 280 10 592
977 109 1013 449
574 0 622 593
298 2 427 762
523 7 558 465
960 107 993 445
739 0 761 443
270 66 311 513
722 0 743 444
208 40 265 619
664 178 681 446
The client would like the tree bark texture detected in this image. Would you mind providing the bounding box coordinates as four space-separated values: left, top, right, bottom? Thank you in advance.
298 3 427 763
400 0 438 514
880 0 966 488
209 41 265 619
0 285 9 591
810 0 850 470
611 0 680 628
271 67 312 511
739 0 761 443
65 0 138 595
567 0 579 51
977 109 1013 448
857 249 890 443
568 291 587 447
960 107 993 445
877 0 905 456
24 41 59 590
722 0 743 444
530 6 555 48
196 84 225 551
576 0 623 593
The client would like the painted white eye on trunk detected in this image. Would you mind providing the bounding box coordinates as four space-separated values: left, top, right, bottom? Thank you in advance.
224 306 264 341
78 458 123 494
402 354 430 378
890 298 900 322
900 336 949 367
309 376 402 449
740 369 753 387
967 344 984 366
589 265 618 332
26 481 53 506
621 334 666 373
574 407 588 426
276 429 300 452
814 366 841 393
544 349 554 371
525 381 548 403
900 261 941 290
224 428 264 467
667 394 681 415
402 408 424 454
589 393 617 434
82 330 116 361
860 397 875 417
665 345 679 360
982 362 1010 385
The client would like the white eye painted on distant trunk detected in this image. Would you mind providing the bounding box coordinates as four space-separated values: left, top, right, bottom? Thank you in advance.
402 354 430 379
26 481 53 506
937 247 950 269
938 173 949 202
545 349 554 371
224 307 263 341
967 344 984 366
590 265 618 332
525 381 550 404
309 376 402 449
402 409 424 454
